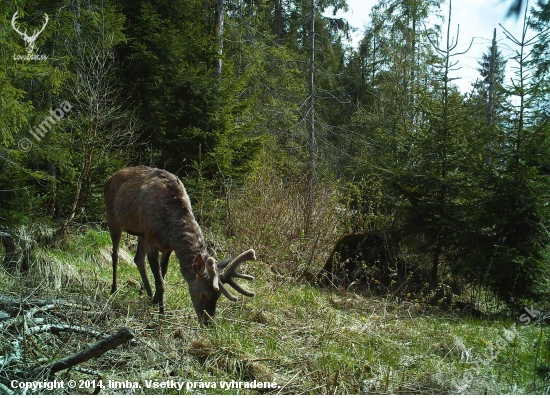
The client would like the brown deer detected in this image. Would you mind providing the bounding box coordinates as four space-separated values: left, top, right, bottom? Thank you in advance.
104 166 256 324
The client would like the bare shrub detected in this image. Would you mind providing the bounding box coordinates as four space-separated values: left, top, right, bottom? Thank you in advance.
228 157 343 277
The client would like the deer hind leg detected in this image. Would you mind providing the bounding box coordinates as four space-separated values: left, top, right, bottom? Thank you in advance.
147 248 165 314
135 236 153 298
109 227 122 295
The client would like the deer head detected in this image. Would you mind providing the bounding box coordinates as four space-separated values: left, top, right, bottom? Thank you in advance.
11 11 49 54
190 249 256 324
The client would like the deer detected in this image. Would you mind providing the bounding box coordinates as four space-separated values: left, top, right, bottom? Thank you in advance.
104 166 257 324
11 11 49 54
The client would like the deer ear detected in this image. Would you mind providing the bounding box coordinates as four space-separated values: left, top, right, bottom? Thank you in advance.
193 254 206 276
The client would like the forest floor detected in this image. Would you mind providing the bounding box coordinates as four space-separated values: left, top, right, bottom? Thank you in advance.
0 228 546 395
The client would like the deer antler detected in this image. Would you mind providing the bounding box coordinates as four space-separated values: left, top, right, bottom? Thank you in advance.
217 249 256 302
205 257 219 290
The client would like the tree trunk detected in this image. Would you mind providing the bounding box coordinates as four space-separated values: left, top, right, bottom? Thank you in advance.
273 0 282 44
305 0 316 237
214 0 224 81
307 0 315 195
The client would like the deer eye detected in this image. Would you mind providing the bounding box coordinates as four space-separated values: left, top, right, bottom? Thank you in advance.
200 292 211 301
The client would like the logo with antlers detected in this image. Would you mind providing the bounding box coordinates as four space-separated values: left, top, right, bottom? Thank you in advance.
11 11 49 54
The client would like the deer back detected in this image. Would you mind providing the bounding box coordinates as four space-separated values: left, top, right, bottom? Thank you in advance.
104 166 204 253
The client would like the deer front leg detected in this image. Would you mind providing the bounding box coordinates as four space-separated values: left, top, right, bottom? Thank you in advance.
160 250 172 279
147 248 165 314
135 236 153 298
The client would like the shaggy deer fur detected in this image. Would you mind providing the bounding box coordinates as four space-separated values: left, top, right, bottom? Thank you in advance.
104 166 256 323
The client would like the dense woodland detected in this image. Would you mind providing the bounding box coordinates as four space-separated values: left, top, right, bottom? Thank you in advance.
2 0 550 315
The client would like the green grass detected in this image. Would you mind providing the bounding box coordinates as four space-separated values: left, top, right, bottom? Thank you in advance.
2 228 547 394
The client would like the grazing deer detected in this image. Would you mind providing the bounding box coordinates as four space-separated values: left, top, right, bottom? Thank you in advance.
104 166 256 324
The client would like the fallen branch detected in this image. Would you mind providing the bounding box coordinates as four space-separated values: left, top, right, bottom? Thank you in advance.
1 304 56 331
0 295 68 310
25 304 56 322
1 324 103 368
0 382 14 395
25 324 102 338
31 327 135 377
73 366 102 376
0 317 15 331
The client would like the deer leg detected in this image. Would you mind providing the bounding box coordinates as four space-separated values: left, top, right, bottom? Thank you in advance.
109 228 122 295
135 236 153 298
147 248 165 314
160 250 172 279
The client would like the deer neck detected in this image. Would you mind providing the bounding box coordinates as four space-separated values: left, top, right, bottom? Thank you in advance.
173 221 207 281
175 250 200 281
